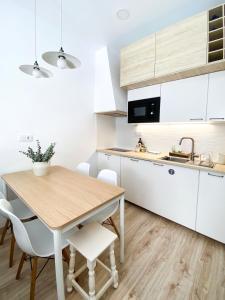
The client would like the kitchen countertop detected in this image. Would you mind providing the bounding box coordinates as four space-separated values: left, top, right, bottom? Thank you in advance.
97 149 225 175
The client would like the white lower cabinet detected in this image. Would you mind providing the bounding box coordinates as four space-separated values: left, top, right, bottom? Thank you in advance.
196 171 225 243
98 153 121 185
121 157 199 230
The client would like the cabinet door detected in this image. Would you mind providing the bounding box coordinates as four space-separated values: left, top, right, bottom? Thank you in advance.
128 85 160 101
196 171 225 243
160 75 208 122
98 153 121 185
121 157 148 208
207 71 225 122
144 163 199 230
120 34 155 87
155 12 207 77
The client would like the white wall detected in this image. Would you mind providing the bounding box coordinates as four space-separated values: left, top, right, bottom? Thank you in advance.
116 118 225 160
0 1 98 225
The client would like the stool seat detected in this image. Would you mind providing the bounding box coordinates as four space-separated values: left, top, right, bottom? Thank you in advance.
67 222 117 262
67 222 119 300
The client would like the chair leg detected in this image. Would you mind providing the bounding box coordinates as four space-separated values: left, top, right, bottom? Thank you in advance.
109 217 120 239
0 219 10 245
62 248 70 265
30 257 38 300
67 245 76 293
9 233 16 268
109 242 118 288
87 260 96 300
16 252 27 280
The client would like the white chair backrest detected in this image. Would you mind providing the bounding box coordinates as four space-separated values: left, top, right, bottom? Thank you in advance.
95 170 118 221
97 169 117 186
0 197 13 218
0 199 36 256
76 162 90 176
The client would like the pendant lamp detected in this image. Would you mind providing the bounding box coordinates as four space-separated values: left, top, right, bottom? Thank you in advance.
42 0 81 69
19 0 52 78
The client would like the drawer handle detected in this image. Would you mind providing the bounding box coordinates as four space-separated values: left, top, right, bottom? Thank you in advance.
104 154 111 157
130 158 139 162
190 118 204 121
153 162 164 167
208 173 224 178
209 118 225 121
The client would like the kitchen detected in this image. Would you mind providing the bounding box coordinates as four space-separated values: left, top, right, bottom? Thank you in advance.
1 0 225 299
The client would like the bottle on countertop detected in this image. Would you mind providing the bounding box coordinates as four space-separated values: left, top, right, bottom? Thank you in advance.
136 138 147 153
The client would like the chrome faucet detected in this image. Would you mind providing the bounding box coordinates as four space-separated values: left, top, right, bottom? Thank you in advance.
179 137 195 161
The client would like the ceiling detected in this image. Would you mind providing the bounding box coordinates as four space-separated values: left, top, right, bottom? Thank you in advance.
8 0 225 51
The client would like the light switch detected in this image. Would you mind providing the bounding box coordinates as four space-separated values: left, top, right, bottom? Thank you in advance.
18 135 33 143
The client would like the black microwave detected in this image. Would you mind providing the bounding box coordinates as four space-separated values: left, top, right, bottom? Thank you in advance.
128 97 161 123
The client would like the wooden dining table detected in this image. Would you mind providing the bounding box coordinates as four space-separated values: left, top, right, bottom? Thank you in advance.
2 166 125 300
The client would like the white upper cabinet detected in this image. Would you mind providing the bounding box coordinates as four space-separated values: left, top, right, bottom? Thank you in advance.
160 75 208 122
196 171 225 243
155 12 207 77
207 70 225 121
120 34 156 87
128 85 160 102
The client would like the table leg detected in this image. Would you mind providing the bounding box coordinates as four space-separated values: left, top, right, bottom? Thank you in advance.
53 230 65 300
119 194 125 263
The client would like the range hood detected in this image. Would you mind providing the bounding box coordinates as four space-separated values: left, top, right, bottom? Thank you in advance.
94 46 127 117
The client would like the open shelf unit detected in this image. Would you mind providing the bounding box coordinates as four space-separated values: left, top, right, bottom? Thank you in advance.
208 4 225 63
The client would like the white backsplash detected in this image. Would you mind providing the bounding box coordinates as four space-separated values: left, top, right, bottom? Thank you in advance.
116 118 225 160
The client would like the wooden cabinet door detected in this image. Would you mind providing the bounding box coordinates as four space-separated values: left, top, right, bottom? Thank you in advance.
120 34 155 87
155 12 207 77
207 70 225 122
196 171 225 243
160 74 208 122
98 153 121 185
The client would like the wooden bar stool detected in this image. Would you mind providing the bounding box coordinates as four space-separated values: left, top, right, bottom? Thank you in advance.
67 222 119 300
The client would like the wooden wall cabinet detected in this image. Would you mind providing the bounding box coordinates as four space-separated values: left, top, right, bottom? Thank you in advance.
120 5 225 90
120 34 155 88
155 12 207 77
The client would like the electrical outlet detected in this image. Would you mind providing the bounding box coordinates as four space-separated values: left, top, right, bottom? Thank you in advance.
18 135 33 143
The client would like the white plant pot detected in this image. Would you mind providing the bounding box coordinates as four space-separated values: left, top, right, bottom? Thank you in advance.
33 162 49 176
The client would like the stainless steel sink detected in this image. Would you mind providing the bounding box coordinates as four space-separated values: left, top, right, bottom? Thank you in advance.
159 156 190 163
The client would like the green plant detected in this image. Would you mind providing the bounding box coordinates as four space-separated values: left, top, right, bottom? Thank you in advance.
20 140 56 163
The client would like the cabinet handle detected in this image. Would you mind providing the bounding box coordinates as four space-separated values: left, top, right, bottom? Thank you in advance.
208 173 224 178
190 118 204 121
104 154 111 157
153 162 164 167
130 158 139 162
209 118 225 121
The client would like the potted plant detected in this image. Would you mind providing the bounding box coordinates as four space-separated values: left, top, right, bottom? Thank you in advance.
20 140 56 176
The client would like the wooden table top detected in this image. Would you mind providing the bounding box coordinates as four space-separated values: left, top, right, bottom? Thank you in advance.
2 166 125 229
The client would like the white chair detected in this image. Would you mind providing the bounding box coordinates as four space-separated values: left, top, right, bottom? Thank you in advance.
76 162 90 176
67 222 118 300
0 191 35 267
83 169 120 237
0 198 74 300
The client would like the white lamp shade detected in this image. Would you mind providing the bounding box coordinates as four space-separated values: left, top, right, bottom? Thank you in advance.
42 51 81 69
19 65 53 78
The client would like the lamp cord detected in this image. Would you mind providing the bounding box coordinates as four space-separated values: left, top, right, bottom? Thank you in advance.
60 0 63 47
34 0 37 61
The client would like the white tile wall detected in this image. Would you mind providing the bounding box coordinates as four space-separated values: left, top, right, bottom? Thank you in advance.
116 118 225 160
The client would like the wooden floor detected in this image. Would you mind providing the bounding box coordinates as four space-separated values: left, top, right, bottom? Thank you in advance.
1 202 225 300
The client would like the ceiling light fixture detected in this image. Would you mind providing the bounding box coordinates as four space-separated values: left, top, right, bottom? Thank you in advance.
19 0 52 78
117 9 130 21
42 0 81 70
